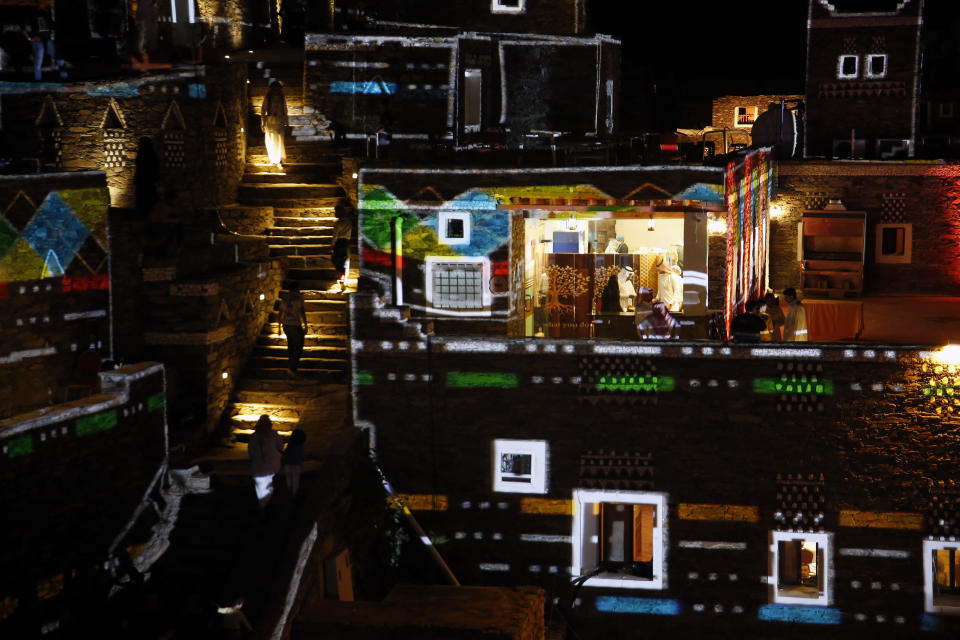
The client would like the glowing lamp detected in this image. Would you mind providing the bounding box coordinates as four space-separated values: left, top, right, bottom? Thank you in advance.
934 345 960 366
224 55 231 59
222 371 229 380
259 293 265 301
352 172 359 179
708 218 727 234
770 204 784 218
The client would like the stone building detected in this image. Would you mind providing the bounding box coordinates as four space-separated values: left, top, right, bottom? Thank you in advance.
709 94 804 154
803 0 923 159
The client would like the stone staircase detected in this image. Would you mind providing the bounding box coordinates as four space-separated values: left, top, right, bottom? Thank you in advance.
221 52 357 442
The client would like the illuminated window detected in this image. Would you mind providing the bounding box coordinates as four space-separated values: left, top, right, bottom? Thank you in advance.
734 106 758 128
438 211 471 246
572 490 667 590
491 0 525 14
875 223 912 264
864 54 887 79
924 541 960 613
837 55 859 79
425 256 489 311
464 69 482 133
770 531 832 606
492 439 547 494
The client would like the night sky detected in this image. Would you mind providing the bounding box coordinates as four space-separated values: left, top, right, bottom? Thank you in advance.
589 0 960 131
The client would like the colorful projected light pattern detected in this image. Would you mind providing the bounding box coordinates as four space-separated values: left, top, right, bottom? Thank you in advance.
724 149 774 339
922 362 960 415
0 188 109 284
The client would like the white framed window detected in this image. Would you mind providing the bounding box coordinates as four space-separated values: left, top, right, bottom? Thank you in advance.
571 490 667 590
492 439 547 494
463 69 482 133
864 54 887 79
734 106 758 128
837 55 859 79
425 255 491 312
769 531 833 606
438 211 471 246
491 0 525 14
875 223 912 264
924 540 960 614
940 103 955 119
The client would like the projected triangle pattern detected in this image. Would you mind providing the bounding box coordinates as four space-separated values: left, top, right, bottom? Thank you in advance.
22 192 89 274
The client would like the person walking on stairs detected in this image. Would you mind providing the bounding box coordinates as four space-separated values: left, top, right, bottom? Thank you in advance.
278 281 308 377
248 415 283 511
331 204 353 292
260 80 288 168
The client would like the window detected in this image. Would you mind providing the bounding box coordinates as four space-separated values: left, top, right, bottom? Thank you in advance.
492 439 547 494
438 211 471 246
572 490 667 590
837 55 859 79
464 69 482 133
875 223 912 264
425 256 491 311
864 54 887 79
924 541 960 613
734 106 758 128
491 0 525 14
770 531 832 606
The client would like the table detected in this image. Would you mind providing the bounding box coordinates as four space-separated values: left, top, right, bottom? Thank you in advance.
798 298 864 342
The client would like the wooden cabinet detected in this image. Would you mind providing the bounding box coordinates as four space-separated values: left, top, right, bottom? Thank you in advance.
800 209 866 298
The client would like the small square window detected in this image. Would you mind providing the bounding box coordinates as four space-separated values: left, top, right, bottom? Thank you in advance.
438 211 471 246
770 531 832 606
734 106 758 128
924 541 960 614
875 223 912 264
572 490 667 590
837 55 859 80
865 54 887 79
492 440 547 494
491 0 525 14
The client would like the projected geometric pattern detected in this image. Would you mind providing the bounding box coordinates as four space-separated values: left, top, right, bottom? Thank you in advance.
23 193 90 271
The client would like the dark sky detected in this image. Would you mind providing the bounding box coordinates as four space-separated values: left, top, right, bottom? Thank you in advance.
589 0 959 130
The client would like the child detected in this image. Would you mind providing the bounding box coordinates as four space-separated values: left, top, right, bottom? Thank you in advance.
283 428 306 496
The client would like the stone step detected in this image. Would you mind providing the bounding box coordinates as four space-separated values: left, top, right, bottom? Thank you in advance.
235 376 345 393
232 388 327 406
272 217 335 228
269 297 344 312
270 245 334 257
239 368 347 384
268 310 344 324
276 279 348 294
238 197 343 209
285 267 339 281
247 144 346 163
265 233 334 244
251 344 346 359
247 354 347 371
238 183 344 199
243 163 341 182
256 333 347 348
226 403 303 422
280 255 338 270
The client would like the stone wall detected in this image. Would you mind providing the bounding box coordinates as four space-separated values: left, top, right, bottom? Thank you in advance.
353 323 960 636
772 161 960 295
711 94 803 146
196 0 254 50
0 363 167 598
385 0 584 35
1 65 248 211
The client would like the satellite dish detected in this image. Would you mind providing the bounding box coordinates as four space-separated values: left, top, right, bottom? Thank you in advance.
751 102 798 159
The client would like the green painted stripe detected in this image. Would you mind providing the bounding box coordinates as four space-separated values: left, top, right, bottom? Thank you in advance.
356 370 374 386
7 434 33 458
148 392 165 412
446 372 519 389
753 378 834 395
596 375 675 393
76 410 118 436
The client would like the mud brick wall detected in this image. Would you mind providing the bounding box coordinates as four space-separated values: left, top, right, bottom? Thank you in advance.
143 258 284 440
0 364 166 596
196 0 253 50
772 161 960 295
353 329 960 636
711 94 803 137
1 65 247 211
213 205 275 235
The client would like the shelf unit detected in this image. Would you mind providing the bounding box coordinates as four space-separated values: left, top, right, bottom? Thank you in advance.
799 209 866 298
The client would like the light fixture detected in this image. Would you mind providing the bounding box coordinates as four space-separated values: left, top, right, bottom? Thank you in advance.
222 371 229 380
647 214 655 231
708 218 727 234
770 204 784 218
224 54 231 59
352 172 359 179
248 50 254 54
240 127 244 133
259 293 265 301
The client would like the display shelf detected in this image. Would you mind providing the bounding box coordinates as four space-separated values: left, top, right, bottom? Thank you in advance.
800 207 866 298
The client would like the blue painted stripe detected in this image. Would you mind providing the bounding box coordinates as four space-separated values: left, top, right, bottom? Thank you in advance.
595 596 681 616
84 83 140 97
0 81 65 94
330 80 397 95
758 604 842 625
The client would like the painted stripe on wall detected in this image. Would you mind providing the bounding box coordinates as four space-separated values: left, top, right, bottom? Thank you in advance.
678 503 759 523
595 596 681 615
677 540 748 551
839 547 911 559
521 497 572 515
395 494 448 511
520 533 572 543
838 510 924 530
757 604 842 625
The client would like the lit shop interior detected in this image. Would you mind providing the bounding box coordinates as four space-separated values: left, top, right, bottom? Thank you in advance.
521 208 711 339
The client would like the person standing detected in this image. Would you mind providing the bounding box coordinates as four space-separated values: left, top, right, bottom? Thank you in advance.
731 299 767 343
248 415 283 511
761 291 785 341
279 281 308 377
260 80 288 168
283 428 306 497
330 205 353 292
637 302 679 340
782 287 808 342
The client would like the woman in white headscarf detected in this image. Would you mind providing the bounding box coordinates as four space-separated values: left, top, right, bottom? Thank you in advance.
261 80 289 167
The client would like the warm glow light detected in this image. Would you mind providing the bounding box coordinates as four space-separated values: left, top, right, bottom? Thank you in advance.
770 204 784 218
259 293 265 301
224 55 231 59
352 172 359 179
932 345 960 366
708 218 727 234
222 371 229 379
